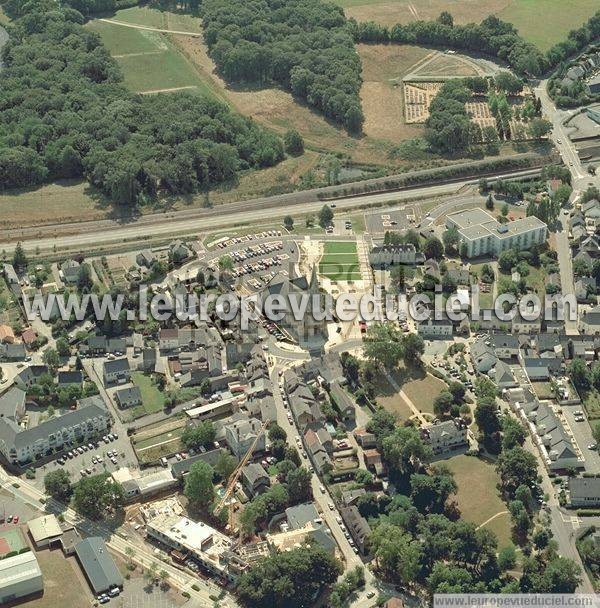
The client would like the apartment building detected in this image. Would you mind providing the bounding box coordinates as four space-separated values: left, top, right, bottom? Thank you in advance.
446 209 547 259
0 391 109 466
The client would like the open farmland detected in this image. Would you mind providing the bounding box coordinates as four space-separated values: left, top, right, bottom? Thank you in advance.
332 0 513 29
333 0 598 50
497 0 600 51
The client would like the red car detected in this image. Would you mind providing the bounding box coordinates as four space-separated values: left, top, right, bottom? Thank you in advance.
12 516 19 524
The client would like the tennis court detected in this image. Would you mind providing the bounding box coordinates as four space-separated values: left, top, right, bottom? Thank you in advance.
0 525 27 555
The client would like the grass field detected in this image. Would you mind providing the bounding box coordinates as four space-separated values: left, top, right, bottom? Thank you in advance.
133 420 186 464
390 366 447 414
444 454 513 549
497 0 599 51
130 372 166 416
319 241 362 281
375 374 414 421
103 5 202 31
584 391 600 421
333 0 598 51
87 18 214 95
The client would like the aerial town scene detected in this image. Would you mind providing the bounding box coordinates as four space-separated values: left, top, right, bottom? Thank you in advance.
0 1 600 607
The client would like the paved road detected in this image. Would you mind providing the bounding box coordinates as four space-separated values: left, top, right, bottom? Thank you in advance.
0 469 236 607
0 168 543 254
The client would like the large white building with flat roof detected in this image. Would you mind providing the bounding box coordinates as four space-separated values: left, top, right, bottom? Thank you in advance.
446 209 547 258
145 514 248 581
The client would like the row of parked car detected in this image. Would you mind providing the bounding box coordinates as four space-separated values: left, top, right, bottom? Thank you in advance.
56 433 119 465
217 230 282 249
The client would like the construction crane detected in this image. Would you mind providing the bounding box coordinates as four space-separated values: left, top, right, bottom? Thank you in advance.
214 419 269 517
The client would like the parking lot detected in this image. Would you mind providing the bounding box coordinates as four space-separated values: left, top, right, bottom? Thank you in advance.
205 239 300 293
364 206 421 236
561 405 600 473
31 430 139 491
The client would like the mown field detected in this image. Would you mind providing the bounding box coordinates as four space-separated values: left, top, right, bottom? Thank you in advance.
444 454 514 549
332 0 598 50
497 0 600 51
319 241 362 281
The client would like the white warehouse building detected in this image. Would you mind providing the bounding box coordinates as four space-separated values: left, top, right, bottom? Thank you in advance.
445 209 547 258
0 550 43 604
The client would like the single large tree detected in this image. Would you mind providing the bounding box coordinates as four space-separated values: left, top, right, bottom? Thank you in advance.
185 461 215 510
44 469 72 502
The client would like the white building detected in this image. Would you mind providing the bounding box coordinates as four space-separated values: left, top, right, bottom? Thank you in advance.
446 209 547 259
0 392 110 466
0 551 43 603
145 515 245 582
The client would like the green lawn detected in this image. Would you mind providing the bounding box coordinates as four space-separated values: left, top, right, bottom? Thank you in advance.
131 372 166 415
497 0 599 51
107 5 202 31
444 455 514 549
87 19 216 96
323 241 358 254
320 241 361 280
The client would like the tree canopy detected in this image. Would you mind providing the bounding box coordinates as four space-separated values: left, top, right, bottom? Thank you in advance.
237 544 342 608
0 1 284 202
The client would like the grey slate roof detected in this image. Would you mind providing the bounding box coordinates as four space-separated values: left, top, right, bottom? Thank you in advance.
569 477 600 501
75 537 123 593
285 503 319 530
0 394 107 450
103 358 130 375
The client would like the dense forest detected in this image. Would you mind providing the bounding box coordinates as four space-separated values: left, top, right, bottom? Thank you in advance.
197 0 364 133
352 10 600 78
0 0 284 204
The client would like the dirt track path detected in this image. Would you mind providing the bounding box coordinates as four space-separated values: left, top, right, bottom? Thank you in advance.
98 18 202 37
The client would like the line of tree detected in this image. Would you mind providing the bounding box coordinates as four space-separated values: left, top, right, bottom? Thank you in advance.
349 14 547 76
0 1 284 203
164 0 364 133
351 11 600 79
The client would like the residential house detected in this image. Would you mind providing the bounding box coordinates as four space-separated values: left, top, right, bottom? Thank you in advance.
580 307 600 335
60 259 80 284
0 325 15 344
512 309 542 334
102 358 131 385
417 317 453 339
57 371 83 387
421 419 468 459
169 240 193 263
0 343 26 361
115 386 142 409
21 328 38 348
471 336 497 374
224 417 265 459
363 448 383 475
339 505 371 555
15 365 49 389
490 334 520 359
136 250 157 269
569 477 600 507
0 393 109 466
3 263 18 285
241 463 270 497
353 428 377 449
